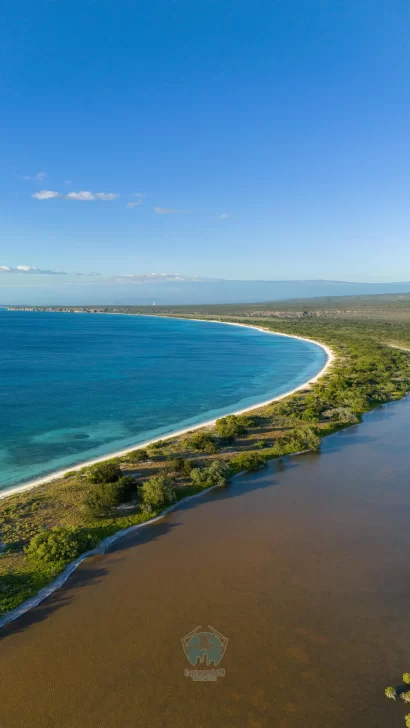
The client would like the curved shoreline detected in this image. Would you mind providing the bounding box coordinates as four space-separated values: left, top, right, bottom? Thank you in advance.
0 318 334 502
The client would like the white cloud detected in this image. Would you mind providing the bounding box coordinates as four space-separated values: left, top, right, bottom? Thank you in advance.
133 192 146 197
65 191 96 201
64 180 72 185
65 190 119 201
154 207 189 215
22 171 47 181
94 192 119 201
0 265 67 275
127 201 142 208
32 190 60 200
219 213 232 219
111 273 202 283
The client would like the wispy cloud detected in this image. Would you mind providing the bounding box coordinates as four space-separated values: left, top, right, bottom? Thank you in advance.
64 180 72 185
127 192 146 208
22 171 47 181
154 207 189 215
65 191 95 201
0 265 104 276
0 265 67 275
219 213 232 219
31 189 120 201
32 190 60 200
94 192 119 201
65 191 120 201
111 273 202 284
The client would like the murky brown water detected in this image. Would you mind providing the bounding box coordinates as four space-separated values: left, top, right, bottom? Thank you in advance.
1 400 410 727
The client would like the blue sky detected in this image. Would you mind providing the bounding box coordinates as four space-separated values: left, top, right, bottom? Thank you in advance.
2 0 410 298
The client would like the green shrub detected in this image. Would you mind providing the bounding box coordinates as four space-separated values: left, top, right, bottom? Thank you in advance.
169 456 195 476
187 431 218 454
25 527 98 567
215 415 247 439
190 461 230 488
300 407 319 422
230 451 267 473
147 439 165 450
322 407 358 423
273 427 321 455
117 475 139 501
139 475 176 509
84 477 139 517
87 461 121 484
127 448 149 463
237 414 257 427
84 483 120 517
254 440 267 449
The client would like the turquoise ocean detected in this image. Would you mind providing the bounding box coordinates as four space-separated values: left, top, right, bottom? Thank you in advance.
0 310 327 492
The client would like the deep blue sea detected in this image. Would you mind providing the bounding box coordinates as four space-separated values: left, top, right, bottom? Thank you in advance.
0 310 327 492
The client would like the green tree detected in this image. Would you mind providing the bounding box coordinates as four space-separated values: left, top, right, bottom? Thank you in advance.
139 475 175 509
190 461 230 489
87 461 121 484
403 674 410 685
84 483 121 517
117 475 139 501
215 415 247 438
187 431 218 454
401 692 410 704
405 714 410 728
230 451 267 473
26 527 98 567
169 456 195 476
384 687 397 701
127 449 149 463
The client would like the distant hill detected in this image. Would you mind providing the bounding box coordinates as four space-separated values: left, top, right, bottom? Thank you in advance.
5 278 410 306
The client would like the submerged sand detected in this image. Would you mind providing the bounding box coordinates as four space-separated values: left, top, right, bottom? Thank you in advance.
0 321 333 501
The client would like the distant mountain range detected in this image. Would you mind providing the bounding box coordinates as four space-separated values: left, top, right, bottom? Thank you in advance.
4 277 410 305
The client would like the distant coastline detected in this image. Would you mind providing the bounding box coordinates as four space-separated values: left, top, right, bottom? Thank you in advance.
0 315 333 501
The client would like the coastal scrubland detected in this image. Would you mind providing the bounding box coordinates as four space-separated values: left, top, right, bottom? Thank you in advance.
2 295 410 617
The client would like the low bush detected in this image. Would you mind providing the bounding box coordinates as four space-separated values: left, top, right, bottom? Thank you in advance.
187 432 218 454
87 461 121 484
282 427 321 452
254 440 267 449
322 407 358 423
169 456 196 476
117 475 140 501
139 475 176 509
147 440 165 450
215 415 247 439
25 527 98 567
84 483 120 517
127 449 149 463
84 476 139 517
230 451 267 473
190 461 230 489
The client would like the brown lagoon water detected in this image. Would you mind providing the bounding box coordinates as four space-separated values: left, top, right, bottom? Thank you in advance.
1 398 410 727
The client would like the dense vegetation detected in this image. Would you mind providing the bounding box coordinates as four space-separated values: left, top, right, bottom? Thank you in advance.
2 299 410 618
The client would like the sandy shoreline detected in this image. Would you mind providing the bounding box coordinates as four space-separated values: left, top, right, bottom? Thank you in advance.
0 317 334 502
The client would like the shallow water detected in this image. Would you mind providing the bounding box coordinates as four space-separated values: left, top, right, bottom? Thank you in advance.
1 397 410 727
0 310 326 491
